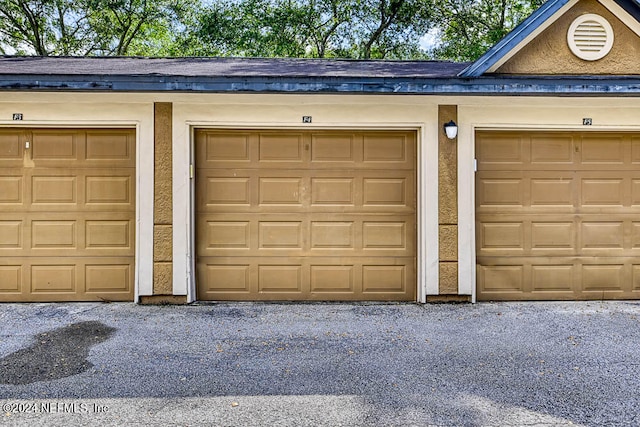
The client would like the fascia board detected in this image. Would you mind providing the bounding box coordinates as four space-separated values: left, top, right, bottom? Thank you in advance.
601 0 640 36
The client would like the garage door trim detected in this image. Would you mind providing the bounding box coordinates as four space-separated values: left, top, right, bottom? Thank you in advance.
185 125 432 302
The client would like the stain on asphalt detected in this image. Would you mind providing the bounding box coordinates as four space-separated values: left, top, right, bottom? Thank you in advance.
0 321 116 385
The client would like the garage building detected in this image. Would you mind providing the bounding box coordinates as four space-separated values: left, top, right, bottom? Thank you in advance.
0 0 639 303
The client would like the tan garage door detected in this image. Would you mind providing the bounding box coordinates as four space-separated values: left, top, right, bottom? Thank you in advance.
196 129 416 301
476 131 640 301
0 128 135 302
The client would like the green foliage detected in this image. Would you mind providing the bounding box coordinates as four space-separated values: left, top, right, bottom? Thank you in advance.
0 0 188 56
431 0 546 61
0 0 547 60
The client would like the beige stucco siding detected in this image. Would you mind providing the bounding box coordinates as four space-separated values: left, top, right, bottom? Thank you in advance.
496 0 640 75
0 93 155 301
438 105 458 295
171 95 441 302
1 92 640 302
153 103 173 296
456 96 640 302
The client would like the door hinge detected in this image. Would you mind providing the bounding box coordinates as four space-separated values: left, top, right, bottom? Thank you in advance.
474 159 478 172
189 164 194 179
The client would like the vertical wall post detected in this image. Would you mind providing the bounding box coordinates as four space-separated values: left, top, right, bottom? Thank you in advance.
437 105 461 299
145 102 179 303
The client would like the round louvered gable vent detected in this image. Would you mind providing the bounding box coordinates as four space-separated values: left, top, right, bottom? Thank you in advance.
567 14 614 61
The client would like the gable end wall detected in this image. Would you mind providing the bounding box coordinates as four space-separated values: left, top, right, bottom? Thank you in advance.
495 0 640 75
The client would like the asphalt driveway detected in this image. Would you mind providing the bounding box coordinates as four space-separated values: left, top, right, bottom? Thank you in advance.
1 301 639 426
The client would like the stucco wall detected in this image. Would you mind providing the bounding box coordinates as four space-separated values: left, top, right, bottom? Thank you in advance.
496 0 640 75
170 95 441 302
438 105 459 295
153 103 174 295
2 92 640 303
0 93 156 301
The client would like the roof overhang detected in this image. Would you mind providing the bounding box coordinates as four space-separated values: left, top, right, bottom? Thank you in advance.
1 73 640 96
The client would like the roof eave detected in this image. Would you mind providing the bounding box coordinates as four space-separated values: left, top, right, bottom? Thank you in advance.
1 74 640 96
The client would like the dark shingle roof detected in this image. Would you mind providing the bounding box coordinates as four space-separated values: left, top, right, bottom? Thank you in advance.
0 56 469 78
1 56 639 95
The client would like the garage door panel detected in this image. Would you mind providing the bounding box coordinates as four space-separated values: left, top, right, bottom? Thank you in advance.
476 134 526 167
0 220 23 248
0 257 134 302
0 213 133 257
258 221 303 249
580 135 626 165
0 265 22 293
197 257 415 301
6 169 134 212
362 134 410 165
32 175 77 204
311 221 355 249
31 220 77 249
310 265 355 293
530 135 575 164
311 178 355 205
259 178 303 205
0 131 22 163
581 264 625 292
203 221 251 249
530 178 574 206
581 178 626 206
85 130 135 163
199 263 252 294
580 222 625 249
0 129 135 302
85 175 134 205
31 131 79 161
478 265 525 293
197 130 253 164
531 265 574 292
477 133 640 172
477 215 640 255
632 138 640 163
477 131 640 301
31 264 77 293
632 223 640 248
196 129 416 301
363 177 411 207
362 265 409 293
259 133 304 162
476 176 524 208
531 222 575 250
85 220 133 250
200 176 252 207
198 170 414 213
479 222 525 251
632 265 640 290
311 134 356 163
477 258 636 298
198 213 413 257
28 130 133 167
0 175 23 204
85 263 132 293
258 264 303 292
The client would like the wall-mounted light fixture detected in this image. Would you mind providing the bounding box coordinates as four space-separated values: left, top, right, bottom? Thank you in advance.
443 120 458 140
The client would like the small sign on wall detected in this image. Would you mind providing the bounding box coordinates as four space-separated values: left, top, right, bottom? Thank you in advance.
12 113 23 121
583 118 593 126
